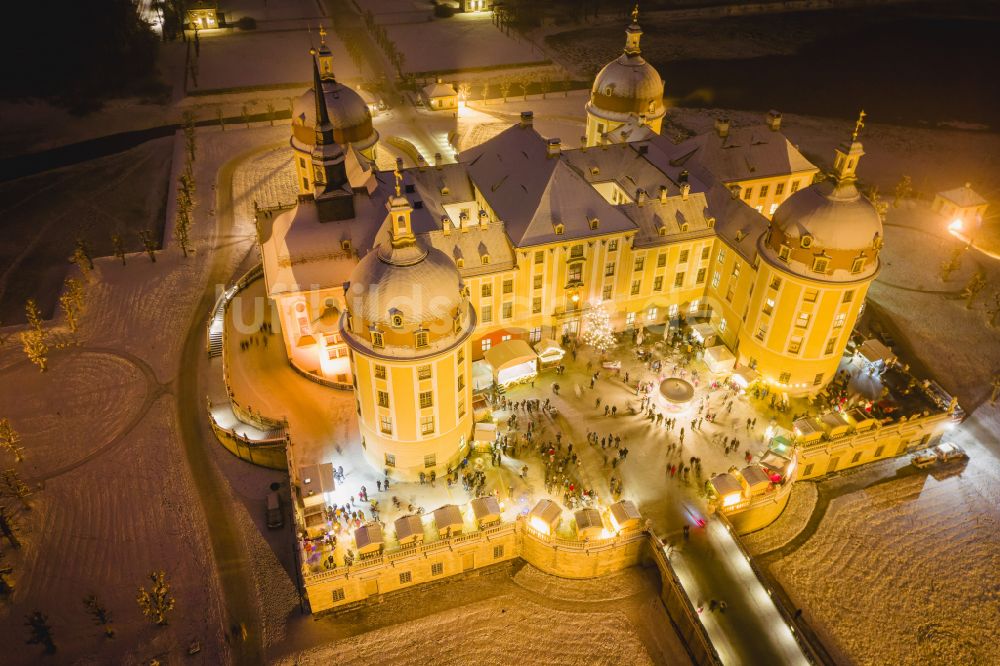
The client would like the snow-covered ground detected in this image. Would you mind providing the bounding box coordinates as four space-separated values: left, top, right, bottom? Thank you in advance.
742 481 817 556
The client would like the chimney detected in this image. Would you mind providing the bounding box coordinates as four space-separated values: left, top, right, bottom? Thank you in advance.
659 185 668 203
395 157 404 171
520 111 533 127
434 152 443 169
681 183 690 201
766 110 782 131
679 169 689 184
580 135 588 151
715 118 730 138
442 215 451 235
638 144 649 155
546 137 561 158
636 188 647 206
416 154 427 171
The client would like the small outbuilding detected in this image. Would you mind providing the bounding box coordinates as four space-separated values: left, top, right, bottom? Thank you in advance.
710 473 743 508
845 407 876 431
792 416 824 444
690 323 716 347
932 183 988 227
608 500 641 532
759 450 794 482
858 338 897 373
528 499 562 535
433 504 464 537
821 412 851 439
394 515 425 547
473 421 498 450
423 78 458 111
534 338 565 367
704 345 736 373
484 339 538 386
574 507 605 539
740 465 772 497
470 495 502 528
355 523 384 557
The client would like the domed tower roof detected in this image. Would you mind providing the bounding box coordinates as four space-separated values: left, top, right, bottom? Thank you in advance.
764 111 884 281
587 6 665 124
291 29 378 153
341 172 476 357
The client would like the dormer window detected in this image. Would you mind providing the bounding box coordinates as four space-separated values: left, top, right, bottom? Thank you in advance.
415 330 429 348
800 235 813 249
456 258 464 268
658 226 667 236
778 244 791 261
680 223 689 233
404 183 415 194
481 254 490 265
604 86 613 96
341 239 352 251
851 256 866 274
706 217 716 228
371 330 384 348
440 186 450 195
554 223 564 235
590 217 599 230
590 166 600 176
812 256 830 273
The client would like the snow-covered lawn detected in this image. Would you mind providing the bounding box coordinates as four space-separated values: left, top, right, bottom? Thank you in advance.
742 481 817 556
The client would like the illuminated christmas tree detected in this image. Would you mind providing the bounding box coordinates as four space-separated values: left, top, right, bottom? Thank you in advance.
580 304 615 354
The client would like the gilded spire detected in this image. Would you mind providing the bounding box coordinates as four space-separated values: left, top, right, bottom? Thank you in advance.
393 164 402 197
632 3 639 24
624 5 642 56
318 25 327 46
851 109 866 143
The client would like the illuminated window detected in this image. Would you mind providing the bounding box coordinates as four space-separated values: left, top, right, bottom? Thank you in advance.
377 391 389 408
788 336 802 354
481 338 491 351
625 312 636 328
804 289 818 303
763 298 775 315
796 312 810 328
380 415 393 434
421 416 435 435
419 391 433 408
712 271 721 288
719 318 727 332
769 203 779 216
482 283 492 297
717 249 726 264
647 307 658 321
417 365 431 380
689 299 700 314
374 364 387 379
833 313 846 328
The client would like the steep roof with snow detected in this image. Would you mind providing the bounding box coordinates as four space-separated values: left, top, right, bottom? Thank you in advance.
937 183 987 208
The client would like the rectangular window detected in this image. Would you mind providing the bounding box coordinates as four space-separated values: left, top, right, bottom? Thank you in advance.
371 330 384 347
712 271 721 288
744 186 753 200
431 562 444 575
502 279 513 294
458 373 465 390
419 391 433 408
604 262 616 276
458 348 464 363
529 327 542 342
851 452 862 464
377 390 390 408
332 588 345 602
570 245 584 258
776 182 785 196
770 276 782 290
418 365 431 380
658 253 667 268
718 249 726 264
625 312 636 328
568 264 583 283
874 445 884 458
674 272 685 288
791 181 800 193
796 312 810 328
804 289 818 303
678 249 689 264
778 245 791 261
788 336 802 354
493 545 504 559
415 330 429 348
813 257 829 273
374 364 387 379
653 276 663 291
825 338 837 355
755 324 767 341
803 463 813 477
647 307 658 321
533 274 543 290
608 239 618 251
602 285 613 300
759 184 769 198
696 268 706 284
481 338 491 351
814 372 824 386
763 298 775 315
701 247 710 260
501 334 511 342
769 203 780 216
719 318 727 332
843 290 855 304
399 571 412 584
481 283 492 297
779 371 791 384
630 280 640 295
534 250 544 264
634 257 644 272
458 398 466 418
502 302 513 319
481 305 492 323
851 257 865 274
380 416 393 434
725 284 736 303
421 416 435 436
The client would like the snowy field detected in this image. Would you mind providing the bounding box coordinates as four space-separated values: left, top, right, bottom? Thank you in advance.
275 563 689 664
741 481 816 555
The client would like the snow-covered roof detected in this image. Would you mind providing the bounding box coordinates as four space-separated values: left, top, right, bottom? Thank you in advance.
711 473 742 497
484 339 536 373
529 499 562 527
740 465 771 489
394 515 424 543
771 178 883 253
937 183 987 208
355 523 384 553
859 338 896 365
574 507 604 534
471 495 501 521
432 504 463 531
660 124 817 183
609 500 641 530
423 80 457 99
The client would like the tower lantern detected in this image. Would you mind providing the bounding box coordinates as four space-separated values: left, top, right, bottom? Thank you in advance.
832 110 866 184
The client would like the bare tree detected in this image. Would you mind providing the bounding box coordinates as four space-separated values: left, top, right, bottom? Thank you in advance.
25 611 56 654
962 271 986 308
111 232 127 266
0 418 22 462
893 175 912 208
137 571 175 626
457 82 471 105
1 468 32 509
938 247 964 281
182 111 197 163
59 278 85 334
539 74 551 99
481 80 491 104
84 595 115 639
20 299 48 372
266 101 276 126
499 77 512 103
138 229 157 263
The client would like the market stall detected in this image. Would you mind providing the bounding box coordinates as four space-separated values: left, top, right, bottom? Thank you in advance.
484 339 538 387
821 411 851 439
472 359 494 391
792 416 825 444
760 449 795 482
845 407 876 431
710 473 743 508
299 462 336 536
394 514 425 547
731 365 760 390
528 499 562 535
704 345 736 374
534 338 565 368
858 338 897 374
740 465 772 497
574 507 605 539
690 323 716 347
470 495 502 528
473 422 497 450
608 500 641 532
432 504 464 537
355 523 384 558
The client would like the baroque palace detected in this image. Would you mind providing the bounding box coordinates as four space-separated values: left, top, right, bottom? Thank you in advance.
256 14 883 481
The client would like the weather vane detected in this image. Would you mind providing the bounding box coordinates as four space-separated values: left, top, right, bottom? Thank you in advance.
393 164 402 197
632 4 639 24
852 109 866 142
318 25 327 45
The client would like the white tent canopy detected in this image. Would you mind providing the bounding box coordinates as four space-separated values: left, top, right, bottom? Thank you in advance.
690 323 716 345
704 345 736 373
484 339 538 385
740 465 771 494
534 338 565 363
859 339 896 369
472 359 494 390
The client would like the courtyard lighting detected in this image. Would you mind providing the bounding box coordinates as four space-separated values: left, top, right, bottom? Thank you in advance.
949 218 963 233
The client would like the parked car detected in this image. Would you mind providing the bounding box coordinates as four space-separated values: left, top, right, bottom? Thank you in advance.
266 491 283 529
934 442 968 463
911 450 937 468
